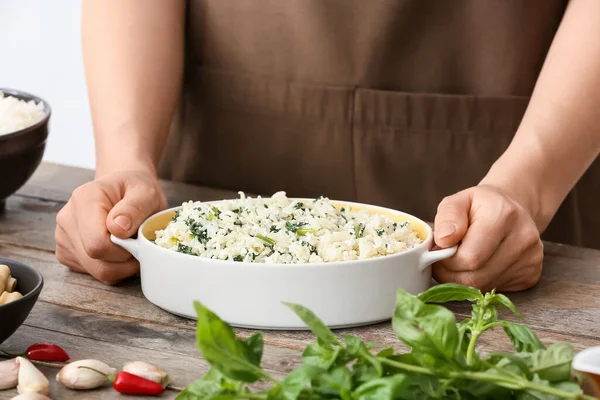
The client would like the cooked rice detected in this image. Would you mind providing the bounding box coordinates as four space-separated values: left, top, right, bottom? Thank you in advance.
154 192 422 264
0 91 46 136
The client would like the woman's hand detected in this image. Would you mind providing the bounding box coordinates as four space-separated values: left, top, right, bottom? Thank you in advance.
55 171 168 285
432 185 543 292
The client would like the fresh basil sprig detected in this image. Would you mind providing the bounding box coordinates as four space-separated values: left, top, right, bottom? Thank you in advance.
178 284 593 399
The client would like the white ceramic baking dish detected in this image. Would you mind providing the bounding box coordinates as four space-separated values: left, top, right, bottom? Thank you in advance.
111 199 457 330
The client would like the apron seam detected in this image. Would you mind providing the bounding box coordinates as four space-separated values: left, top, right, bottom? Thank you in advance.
200 103 349 126
352 125 518 135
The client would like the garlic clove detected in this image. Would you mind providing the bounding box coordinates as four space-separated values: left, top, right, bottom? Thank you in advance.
0 264 10 293
7 276 17 292
56 359 116 390
0 358 19 390
123 361 170 386
10 393 53 400
0 291 23 305
16 357 49 395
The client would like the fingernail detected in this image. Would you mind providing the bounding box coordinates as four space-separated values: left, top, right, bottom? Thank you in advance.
436 223 456 239
114 215 132 231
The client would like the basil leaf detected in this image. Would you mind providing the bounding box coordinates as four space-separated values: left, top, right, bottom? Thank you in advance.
175 379 219 400
344 335 382 377
417 283 483 304
412 373 441 397
487 352 533 378
550 381 582 395
352 375 409 400
194 301 268 382
176 379 237 400
242 333 264 366
278 365 324 400
284 303 340 347
403 351 456 374
502 321 545 353
490 293 523 318
353 360 380 386
376 348 395 358
455 318 472 365
309 366 353 399
529 343 574 382
321 367 352 399
200 367 225 382
459 375 514 400
482 305 499 325
344 335 365 356
302 343 341 369
516 374 557 400
392 289 459 361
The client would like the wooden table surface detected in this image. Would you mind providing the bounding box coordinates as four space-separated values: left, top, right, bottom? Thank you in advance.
1 162 599 399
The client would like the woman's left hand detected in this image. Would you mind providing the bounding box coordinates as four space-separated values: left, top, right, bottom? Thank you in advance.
432 185 543 292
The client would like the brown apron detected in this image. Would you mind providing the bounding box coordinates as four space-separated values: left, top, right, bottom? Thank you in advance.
159 0 600 250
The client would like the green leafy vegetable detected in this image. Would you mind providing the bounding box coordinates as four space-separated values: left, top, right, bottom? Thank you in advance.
491 293 524 318
530 344 574 382
302 342 341 369
285 221 314 236
296 228 315 236
194 302 274 383
354 223 365 238
255 234 276 247
283 303 340 347
173 209 181 221
353 375 409 400
181 286 592 400
502 321 546 353
417 283 484 304
285 221 297 233
278 365 324 400
242 333 264 366
186 218 211 244
177 243 197 256
392 289 458 361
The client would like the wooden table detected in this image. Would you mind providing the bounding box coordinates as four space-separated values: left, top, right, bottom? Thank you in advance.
1 162 599 399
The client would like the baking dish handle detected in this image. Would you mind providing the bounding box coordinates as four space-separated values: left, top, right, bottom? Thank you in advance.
418 245 458 271
110 234 140 259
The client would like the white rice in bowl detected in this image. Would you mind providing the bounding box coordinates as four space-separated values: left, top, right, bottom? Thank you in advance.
154 192 423 264
0 91 46 136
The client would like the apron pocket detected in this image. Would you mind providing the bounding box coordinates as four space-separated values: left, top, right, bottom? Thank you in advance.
163 67 356 199
352 89 530 221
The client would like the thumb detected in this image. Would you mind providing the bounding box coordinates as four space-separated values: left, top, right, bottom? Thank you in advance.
107 184 164 238
434 190 471 248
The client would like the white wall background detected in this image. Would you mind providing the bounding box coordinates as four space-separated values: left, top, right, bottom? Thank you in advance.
0 0 95 169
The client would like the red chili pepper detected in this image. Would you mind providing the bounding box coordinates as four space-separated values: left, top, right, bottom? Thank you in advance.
0 343 70 362
112 371 165 396
26 343 70 362
77 366 165 396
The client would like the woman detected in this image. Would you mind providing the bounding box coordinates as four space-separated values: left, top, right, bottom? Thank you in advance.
55 0 600 290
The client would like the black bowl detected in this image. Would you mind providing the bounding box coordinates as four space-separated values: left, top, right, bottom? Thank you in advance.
0 89 51 211
0 258 44 344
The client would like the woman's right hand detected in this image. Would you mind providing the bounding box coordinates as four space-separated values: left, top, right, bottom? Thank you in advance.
55 171 168 284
